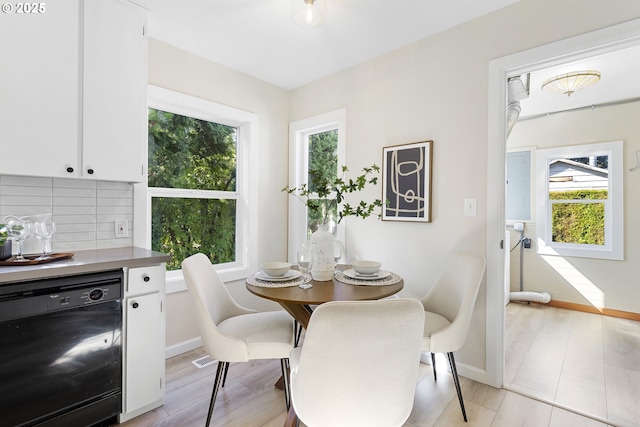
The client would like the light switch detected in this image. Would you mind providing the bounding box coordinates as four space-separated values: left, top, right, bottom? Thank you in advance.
464 198 477 217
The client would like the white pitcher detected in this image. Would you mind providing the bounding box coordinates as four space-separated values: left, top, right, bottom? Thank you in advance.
310 223 334 281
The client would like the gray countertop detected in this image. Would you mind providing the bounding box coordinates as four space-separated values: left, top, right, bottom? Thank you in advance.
0 247 170 284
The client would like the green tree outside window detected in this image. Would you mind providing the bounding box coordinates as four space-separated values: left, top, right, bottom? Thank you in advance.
148 108 238 270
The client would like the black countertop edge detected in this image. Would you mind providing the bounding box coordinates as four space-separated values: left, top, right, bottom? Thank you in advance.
0 246 170 284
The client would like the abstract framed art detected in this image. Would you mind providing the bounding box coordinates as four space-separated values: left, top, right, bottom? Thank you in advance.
382 140 433 222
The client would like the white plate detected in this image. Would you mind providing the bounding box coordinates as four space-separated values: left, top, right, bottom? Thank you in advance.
255 270 302 282
343 269 391 280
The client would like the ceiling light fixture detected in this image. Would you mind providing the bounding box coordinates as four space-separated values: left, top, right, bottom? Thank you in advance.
291 0 326 29
541 70 601 96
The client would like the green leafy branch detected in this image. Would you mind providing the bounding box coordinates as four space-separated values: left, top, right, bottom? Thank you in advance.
282 164 383 224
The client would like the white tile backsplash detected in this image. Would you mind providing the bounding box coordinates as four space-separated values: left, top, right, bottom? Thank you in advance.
0 175 134 254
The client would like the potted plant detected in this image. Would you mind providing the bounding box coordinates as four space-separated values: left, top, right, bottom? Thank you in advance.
282 164 383 281
0 224 11 261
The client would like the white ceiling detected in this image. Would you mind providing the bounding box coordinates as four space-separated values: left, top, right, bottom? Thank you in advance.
143 0 519 89
141 0 640 116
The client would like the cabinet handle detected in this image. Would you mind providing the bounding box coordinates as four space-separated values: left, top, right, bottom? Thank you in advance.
143 275 150 282
87 168 94 175
66 167 74 173
132 302 139 309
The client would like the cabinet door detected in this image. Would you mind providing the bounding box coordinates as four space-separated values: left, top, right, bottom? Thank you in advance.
125 292 164 412
0 1 80 178
83 0 147 182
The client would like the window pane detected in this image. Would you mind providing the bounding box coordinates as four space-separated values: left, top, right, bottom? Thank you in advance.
308 130 338 193
548 155 608 198
551 202 604 245
151 197 236 271
148 108 237 191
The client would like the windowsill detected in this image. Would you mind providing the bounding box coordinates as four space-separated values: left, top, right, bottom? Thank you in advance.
536 244 623 261
165 265 253 294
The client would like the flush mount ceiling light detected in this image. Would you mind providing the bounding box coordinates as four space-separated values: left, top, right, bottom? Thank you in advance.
541 70 601 96
291 0 327 28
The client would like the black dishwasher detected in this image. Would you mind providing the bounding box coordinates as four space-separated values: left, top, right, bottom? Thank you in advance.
0 270 123 427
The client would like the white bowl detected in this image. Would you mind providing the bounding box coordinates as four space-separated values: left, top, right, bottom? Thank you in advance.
351 260 381 275
261 262 291 277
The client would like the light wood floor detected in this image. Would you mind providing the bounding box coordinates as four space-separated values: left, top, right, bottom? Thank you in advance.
505 302 640 427
120 308 622 427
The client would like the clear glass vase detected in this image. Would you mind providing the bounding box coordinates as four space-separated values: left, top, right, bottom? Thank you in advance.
310 223 335 281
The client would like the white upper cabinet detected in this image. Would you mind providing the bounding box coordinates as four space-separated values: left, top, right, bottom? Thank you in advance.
0 0 147 182
83 0 147 182
0 1 80 177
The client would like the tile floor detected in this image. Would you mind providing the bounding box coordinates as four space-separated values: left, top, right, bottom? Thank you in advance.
505 302 640 427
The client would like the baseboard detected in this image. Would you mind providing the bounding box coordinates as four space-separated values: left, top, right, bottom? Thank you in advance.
457 361 488 385
543 299 640 321
165 337 202 359
420 352 488 386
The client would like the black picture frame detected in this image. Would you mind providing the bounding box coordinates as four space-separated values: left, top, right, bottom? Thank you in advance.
382 140 433 222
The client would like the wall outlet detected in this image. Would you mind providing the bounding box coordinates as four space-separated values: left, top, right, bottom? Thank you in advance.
115 220 128 238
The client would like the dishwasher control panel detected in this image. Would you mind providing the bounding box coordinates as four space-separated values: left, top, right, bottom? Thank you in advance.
47 283 121 310
0 270 123 322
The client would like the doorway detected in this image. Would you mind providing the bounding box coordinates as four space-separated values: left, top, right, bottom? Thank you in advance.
486 16 640 415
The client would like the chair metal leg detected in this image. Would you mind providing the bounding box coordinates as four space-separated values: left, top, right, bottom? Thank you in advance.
221 361 229 387
294 321 302 347
281 358 291 410
206 361 228 427
446 352 467 422
431 352 437 380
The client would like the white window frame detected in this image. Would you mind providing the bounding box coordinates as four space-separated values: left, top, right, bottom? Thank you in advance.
287 109 346 262
535 141 623 260
135 86 258 288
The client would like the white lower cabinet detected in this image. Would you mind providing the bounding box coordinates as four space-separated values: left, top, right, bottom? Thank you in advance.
120 264 166 422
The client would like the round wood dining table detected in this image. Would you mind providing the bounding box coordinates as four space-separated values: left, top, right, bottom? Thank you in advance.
245 267 403 329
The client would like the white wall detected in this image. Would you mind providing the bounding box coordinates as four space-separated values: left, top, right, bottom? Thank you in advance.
508 101 640 313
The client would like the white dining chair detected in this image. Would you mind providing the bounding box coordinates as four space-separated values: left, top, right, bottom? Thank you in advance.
288 298 425 427
420 251 486 422
181 253 295 427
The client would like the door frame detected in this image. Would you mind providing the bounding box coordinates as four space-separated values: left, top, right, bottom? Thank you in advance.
486 18 640 388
